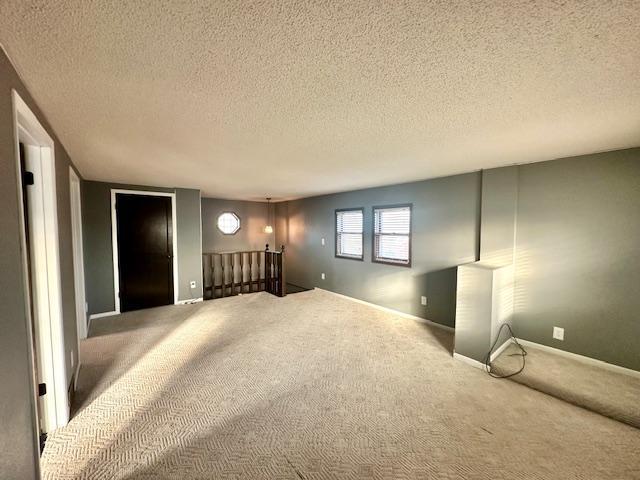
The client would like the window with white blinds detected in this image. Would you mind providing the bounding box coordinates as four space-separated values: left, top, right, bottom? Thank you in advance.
373 205 412 266
335 208 364 260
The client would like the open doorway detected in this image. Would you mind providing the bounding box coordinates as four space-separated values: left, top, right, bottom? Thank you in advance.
12 91 69 451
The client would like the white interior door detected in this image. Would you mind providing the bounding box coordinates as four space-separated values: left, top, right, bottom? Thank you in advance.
23 144 56 433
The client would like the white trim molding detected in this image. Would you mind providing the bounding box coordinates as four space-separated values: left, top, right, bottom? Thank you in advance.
453 352 485 370
516 338 640 379
69 168 87 346
490 338 513 362
12 90 69 433
315 287 455 332
73 361 81 392
175 297 204 305
110 189 179 313
89 311 119 320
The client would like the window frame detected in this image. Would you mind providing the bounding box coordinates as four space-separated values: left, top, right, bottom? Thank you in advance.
335 207 365 261
371 203 412 267
216 211 241 235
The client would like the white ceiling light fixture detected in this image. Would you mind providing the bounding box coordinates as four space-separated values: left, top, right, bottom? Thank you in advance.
264 198 273 234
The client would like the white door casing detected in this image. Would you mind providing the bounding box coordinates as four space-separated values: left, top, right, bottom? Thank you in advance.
13 90 69 435
70 168 87 342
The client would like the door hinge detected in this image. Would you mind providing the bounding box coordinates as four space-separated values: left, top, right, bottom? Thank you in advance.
23 171 35 186
39 432 47 455
38 383 46 397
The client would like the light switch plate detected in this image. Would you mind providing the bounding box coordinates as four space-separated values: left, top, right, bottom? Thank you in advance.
421 296 427 306
321 273 325 280
553 326 564 341
321 238 325 246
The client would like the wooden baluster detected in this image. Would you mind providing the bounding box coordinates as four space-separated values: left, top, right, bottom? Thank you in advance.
265 251 269 292
239 252 244 294
209 254 214 299
270 255 274 293
273 254 276 293
254 251 258 292
247 251 252 293
221 253 226 297
248 251 252 293
274 252 278 295
231 253 236 296
279 245 286 297
210 254 214 299
268 253 272 294
265 244 270 293
215 254 220 299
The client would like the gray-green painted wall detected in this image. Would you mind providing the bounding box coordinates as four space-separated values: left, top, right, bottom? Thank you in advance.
176 188 204 301
479 166 518 350
201 197 275 253
277 149 640 371
276 172 481 327
0 47 80 479
513 149 640 371
479 166 518 268
82 181 203 315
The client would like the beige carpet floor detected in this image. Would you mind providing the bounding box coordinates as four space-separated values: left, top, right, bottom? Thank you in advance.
42 289 640 479
493 342 640 429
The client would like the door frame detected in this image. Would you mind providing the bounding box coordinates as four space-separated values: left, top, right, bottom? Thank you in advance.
110 189 179 313
12 90 69 435
69 167 87 379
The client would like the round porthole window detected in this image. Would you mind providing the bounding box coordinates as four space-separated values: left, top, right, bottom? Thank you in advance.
217 212 240 235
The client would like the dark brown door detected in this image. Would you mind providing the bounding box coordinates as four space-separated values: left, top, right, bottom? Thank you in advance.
116 194 174 312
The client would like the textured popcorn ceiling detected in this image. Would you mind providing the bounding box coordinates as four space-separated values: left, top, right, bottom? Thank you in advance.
1 1 639 200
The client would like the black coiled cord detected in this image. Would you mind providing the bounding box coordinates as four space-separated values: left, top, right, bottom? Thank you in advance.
484 323 527 378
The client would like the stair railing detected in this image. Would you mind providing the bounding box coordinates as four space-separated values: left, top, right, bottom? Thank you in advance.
202 244 286 299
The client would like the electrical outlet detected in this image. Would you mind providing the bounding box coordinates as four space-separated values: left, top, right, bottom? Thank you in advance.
421 296 427 306
190 280 197 289
321 273 325 280
321 238 325 246
553 326 564 341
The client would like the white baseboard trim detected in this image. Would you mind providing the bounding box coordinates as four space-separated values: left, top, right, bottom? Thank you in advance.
175 297 203 305
490 338 514 362
89 310 118 320
73 361 81 392
453 352 485 370
315 288 455 332
516 338 640 379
